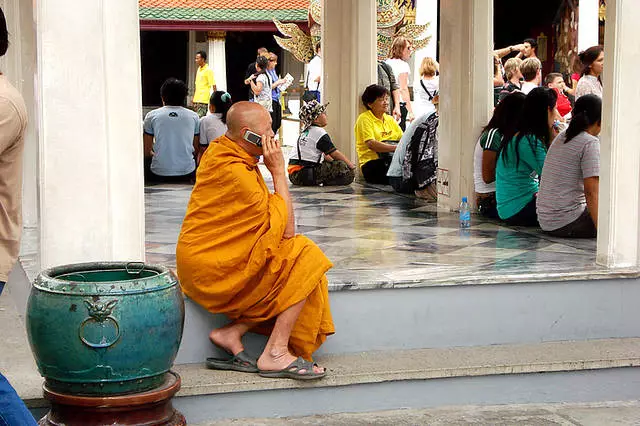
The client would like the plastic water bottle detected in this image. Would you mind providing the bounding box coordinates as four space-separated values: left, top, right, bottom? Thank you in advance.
459 196 471 228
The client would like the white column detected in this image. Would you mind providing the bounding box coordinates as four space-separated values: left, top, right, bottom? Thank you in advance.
437 0 493 210
208 31 227 92
187 31 197 104
36 0 145 268
323 0 377 160
413 0 439 88
578 0 600 52
0 0 38 228
597 0 640 268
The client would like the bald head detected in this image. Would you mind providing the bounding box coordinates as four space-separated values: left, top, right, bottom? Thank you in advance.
226 101 273 140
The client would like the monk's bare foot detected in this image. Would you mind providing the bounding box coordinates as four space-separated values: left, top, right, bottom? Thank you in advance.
257 347 324 374
209 326 245 356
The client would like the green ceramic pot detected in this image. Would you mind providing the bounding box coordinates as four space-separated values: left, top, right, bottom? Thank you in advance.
26 262 184 396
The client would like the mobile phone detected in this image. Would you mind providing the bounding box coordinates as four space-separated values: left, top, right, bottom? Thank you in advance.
243 130 262 147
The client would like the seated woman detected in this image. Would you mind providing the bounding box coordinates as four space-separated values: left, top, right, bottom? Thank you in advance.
474 92 526 218
198 91 232 163
288 100 356 186
386 111 438 201
537 94 601 238
355 84 403 184
496 87 558 226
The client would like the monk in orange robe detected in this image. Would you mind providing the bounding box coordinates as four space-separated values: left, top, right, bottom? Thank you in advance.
177 102 334 380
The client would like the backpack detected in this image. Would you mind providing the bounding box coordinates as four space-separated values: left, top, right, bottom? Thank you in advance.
402 112 439 189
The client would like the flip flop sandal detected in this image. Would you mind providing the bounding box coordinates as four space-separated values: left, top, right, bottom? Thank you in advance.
206 350 259 373
258 357 326 381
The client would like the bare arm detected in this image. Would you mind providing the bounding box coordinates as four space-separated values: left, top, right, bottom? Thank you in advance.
481 150 498 184
392 89 402 120
326 149 356 169
143 133 154 158
398 73 413 115
193 135 200 160
584 176 599 229
262 134 295 239
366 139 396 153
250 79 263 95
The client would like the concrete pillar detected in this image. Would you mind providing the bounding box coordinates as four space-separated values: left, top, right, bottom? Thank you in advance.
413 0 439 88
36 0 145 268
437 0 493 210
208 31 227 92
322 0 377 161
579 0 600 52
596 0 640 268
0 0 38 229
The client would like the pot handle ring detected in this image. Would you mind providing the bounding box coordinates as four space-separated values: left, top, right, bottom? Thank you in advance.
126 262 145 275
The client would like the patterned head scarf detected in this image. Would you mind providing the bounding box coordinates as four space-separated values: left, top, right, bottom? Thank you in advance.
299 100 329 130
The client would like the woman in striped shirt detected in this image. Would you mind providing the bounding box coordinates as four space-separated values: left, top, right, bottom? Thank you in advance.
537 95 601 238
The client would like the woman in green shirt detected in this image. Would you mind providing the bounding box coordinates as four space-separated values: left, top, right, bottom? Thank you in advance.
496 87 558 226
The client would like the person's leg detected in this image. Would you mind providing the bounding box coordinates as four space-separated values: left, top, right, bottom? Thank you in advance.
547 209 597 238
195 103 208 118
504 197 539 227
389 176 415 194
271 100 282 134
399 103 408 131
257 300 323 374
0 326 38 426
318 161 355 186
361 159 390 185
209 320 252 356
477 193 499 219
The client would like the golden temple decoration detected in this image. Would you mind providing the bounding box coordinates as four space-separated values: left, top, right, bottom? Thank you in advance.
274 0 432 64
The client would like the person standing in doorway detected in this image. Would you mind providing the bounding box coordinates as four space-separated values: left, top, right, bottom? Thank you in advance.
575 46 604 100
193 50 216 118
0 6 38 425
517 38 538 60
306 43 322 102
385 36 415 130
245 47 269 101
266 52 288 134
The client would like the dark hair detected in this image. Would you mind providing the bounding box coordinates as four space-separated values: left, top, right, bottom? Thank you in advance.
160 78 188 106
524 38 538 49
209 91 233 124
0 7 8 57
500 87 557 167
565 94 602 143
579 45 604 77
544 73 563 86
483 91 526 137
196 50 207 61
315 42 321 53
256 55 269 71
361 84 390 110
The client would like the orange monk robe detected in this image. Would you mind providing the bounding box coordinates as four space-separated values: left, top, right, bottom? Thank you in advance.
176 135 335 360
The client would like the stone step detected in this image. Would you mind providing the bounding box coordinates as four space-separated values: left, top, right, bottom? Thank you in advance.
171 338 640 423
175 275 640 364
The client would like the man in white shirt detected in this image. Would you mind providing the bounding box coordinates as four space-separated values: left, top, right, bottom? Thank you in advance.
520 57 542 95
306 43 322 102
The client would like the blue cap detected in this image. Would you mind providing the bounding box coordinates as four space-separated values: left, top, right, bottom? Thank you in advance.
462 197 468 202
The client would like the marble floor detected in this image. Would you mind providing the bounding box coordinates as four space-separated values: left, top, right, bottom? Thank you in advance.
144 167 615 291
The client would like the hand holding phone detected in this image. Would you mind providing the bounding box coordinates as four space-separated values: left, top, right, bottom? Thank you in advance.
261 134 284 176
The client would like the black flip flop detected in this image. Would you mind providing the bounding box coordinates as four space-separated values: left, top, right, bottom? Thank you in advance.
206 350 259 373
258 357 326 380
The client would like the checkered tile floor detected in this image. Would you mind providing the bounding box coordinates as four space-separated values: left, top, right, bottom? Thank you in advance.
145 168 599 290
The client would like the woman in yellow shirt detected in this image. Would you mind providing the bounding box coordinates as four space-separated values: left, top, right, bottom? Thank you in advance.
354 84 403 184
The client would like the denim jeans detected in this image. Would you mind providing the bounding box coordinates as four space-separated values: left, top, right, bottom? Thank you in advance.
0 282 38 426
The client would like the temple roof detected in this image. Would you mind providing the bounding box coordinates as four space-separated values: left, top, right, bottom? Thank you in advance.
139 0 309 23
